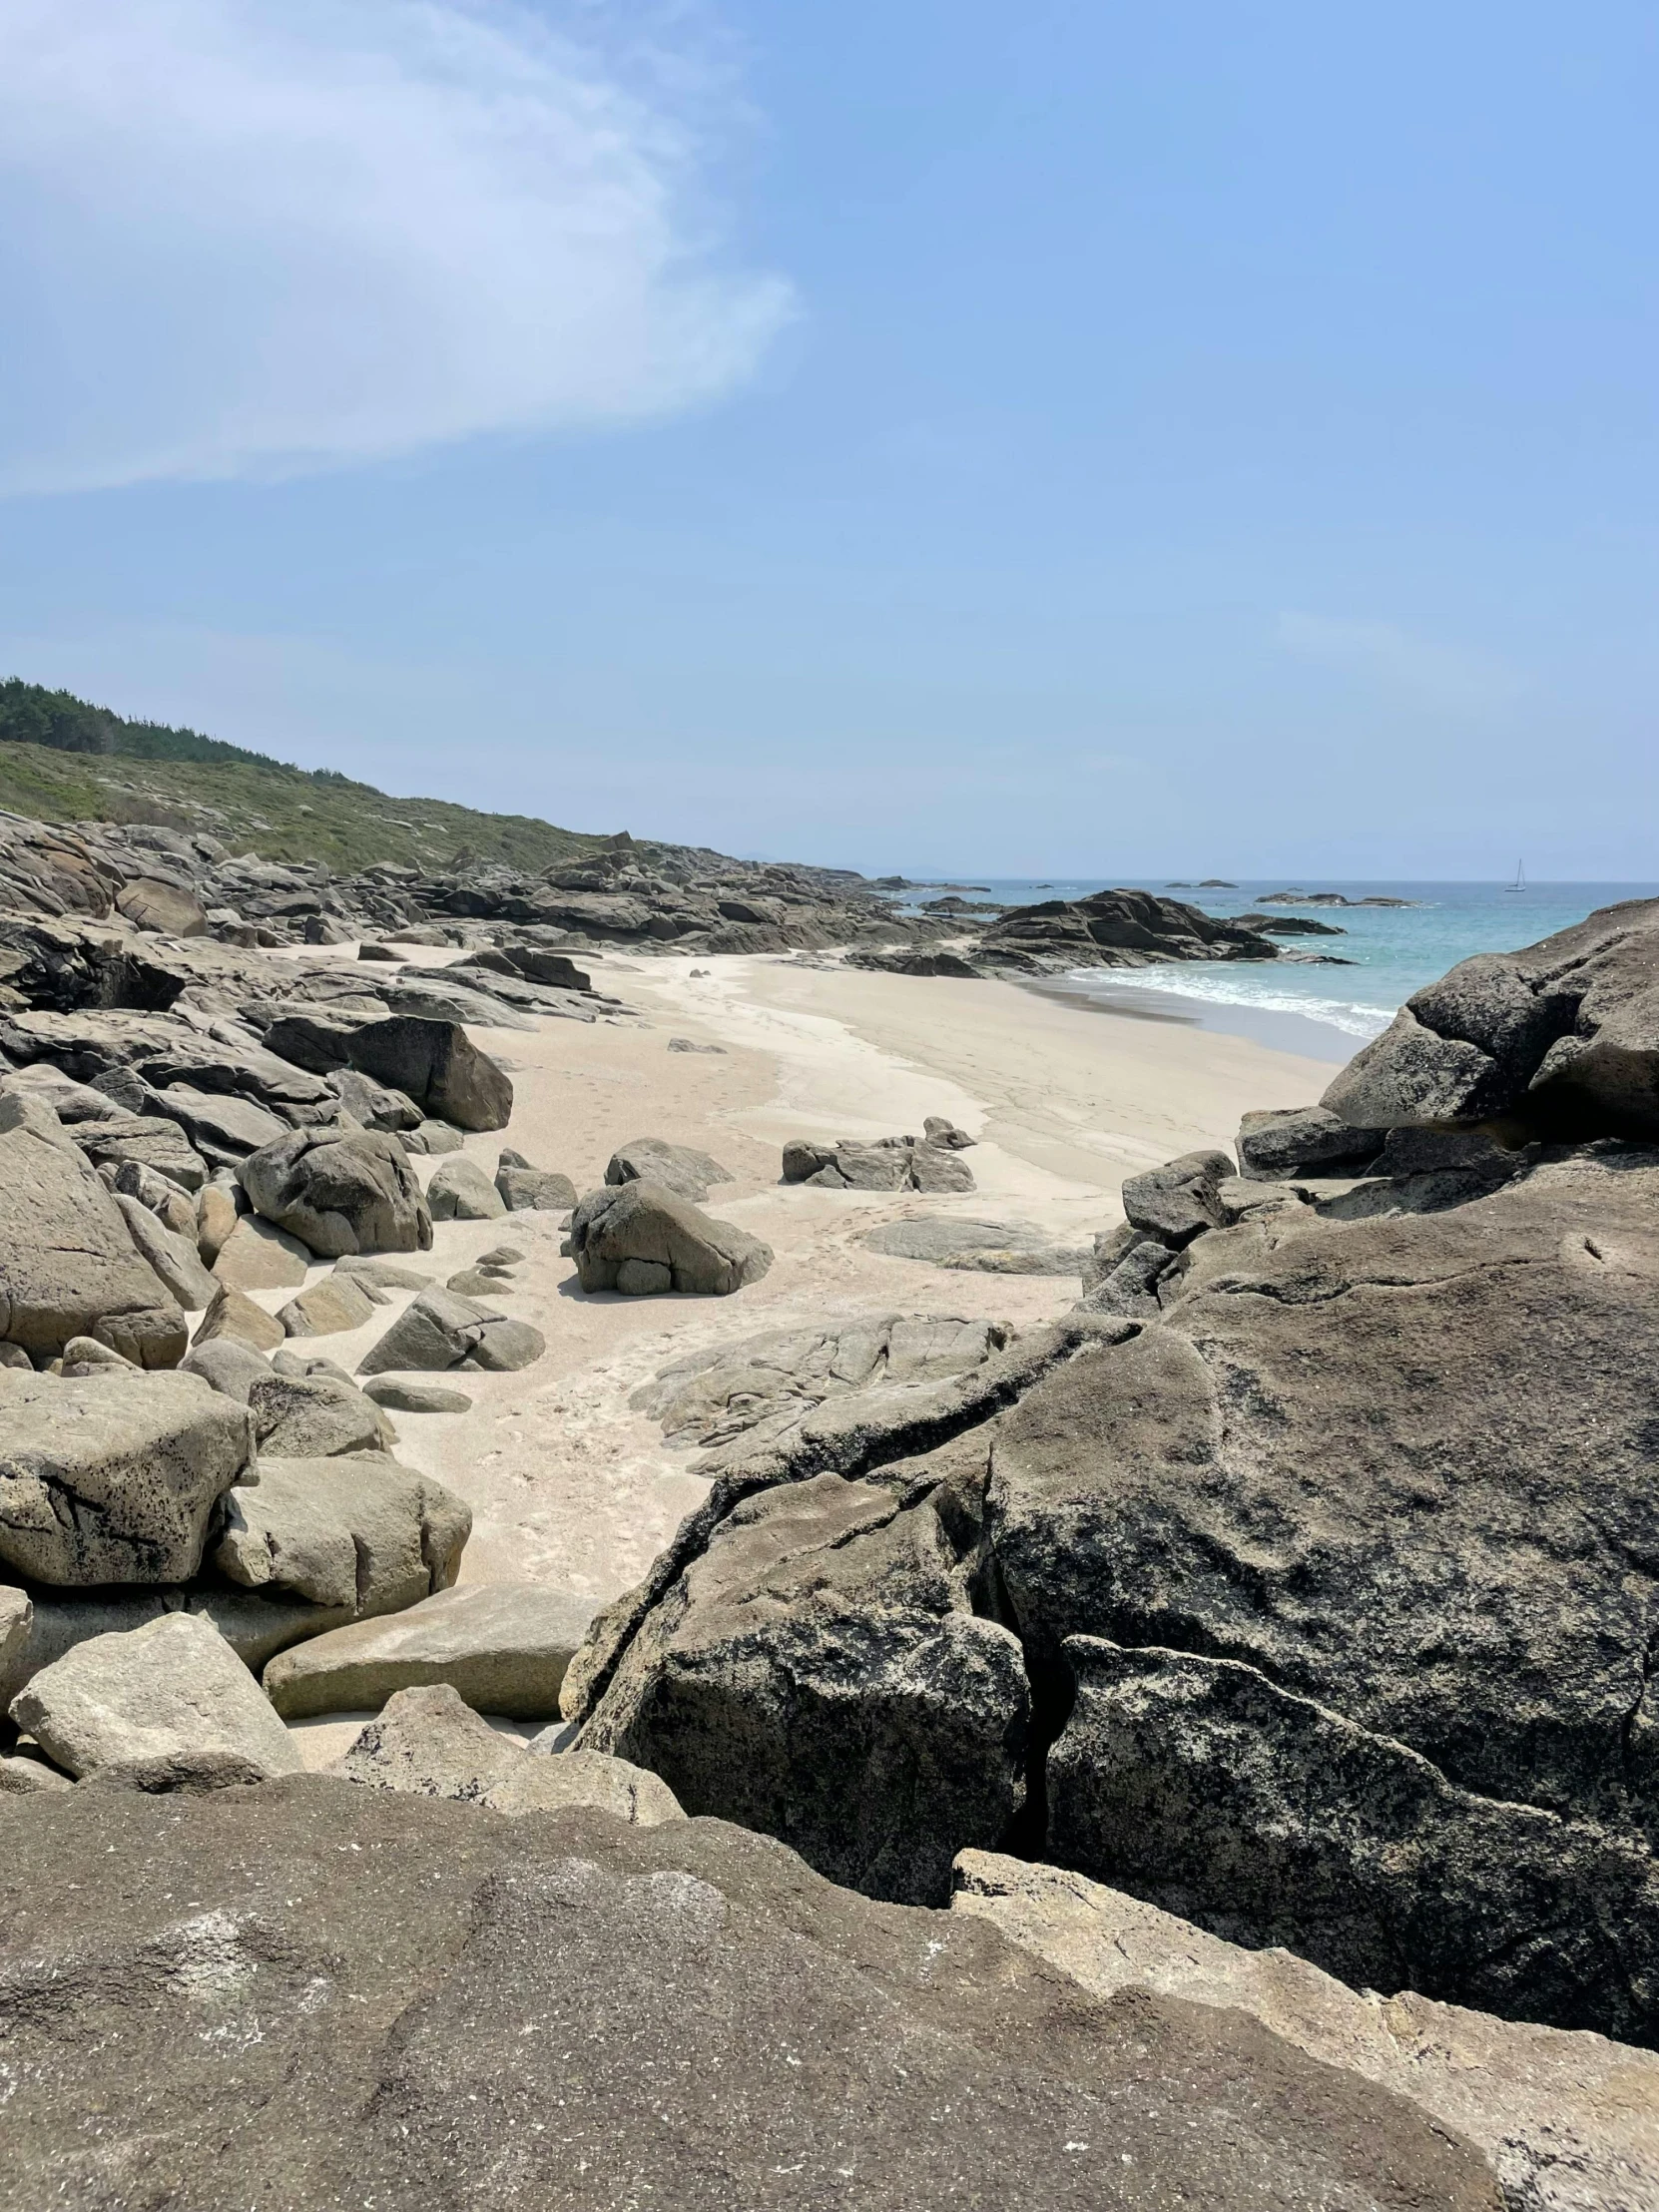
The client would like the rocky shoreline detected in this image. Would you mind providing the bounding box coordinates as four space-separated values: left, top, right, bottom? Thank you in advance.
2 817 1657 2212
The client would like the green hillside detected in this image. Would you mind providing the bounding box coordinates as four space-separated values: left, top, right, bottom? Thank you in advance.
0 680 606 873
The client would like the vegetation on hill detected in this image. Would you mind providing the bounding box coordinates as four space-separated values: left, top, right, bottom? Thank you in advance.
0 680 605 873
0 677 290 770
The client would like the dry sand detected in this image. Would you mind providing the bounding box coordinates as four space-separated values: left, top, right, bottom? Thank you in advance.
253 947 1335 1648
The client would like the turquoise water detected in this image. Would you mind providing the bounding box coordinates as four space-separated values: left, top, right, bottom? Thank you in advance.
908 879 1659 1059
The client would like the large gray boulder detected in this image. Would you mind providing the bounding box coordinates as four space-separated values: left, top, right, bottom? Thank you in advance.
264 1581 597 1719
8 1611 302 1779
248 1370 390 1458
1 1583 354 1703
344 1015 513 1132
0 1781 1504 2212
952 1849 1659 2212
981 1147 1659 2033
1323 896 1659 1139
605 1136 733 1205
1046 1638 1659 2047
326 1681 523 1801
152 1083 286 1158
71 1111 208 1192
0 1370 254 1585
214 1453 470 1617
494 1149 577 1212
1237 1105 1385 1180
568 1180 772 1297
276 1274 379 1338
576 1470 1029 1906
192 1279 285 1353
0 1091 188 1365
240 1125 432 1258
324 1682 682 1822
1118 1148 1233 1246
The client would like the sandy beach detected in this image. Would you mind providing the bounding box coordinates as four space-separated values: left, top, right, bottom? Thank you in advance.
255 946 1333 1740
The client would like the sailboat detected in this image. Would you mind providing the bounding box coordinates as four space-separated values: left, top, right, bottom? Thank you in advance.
1507 859 1527 892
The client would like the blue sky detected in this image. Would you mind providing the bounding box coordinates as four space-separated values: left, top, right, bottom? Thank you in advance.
1 1 1655 876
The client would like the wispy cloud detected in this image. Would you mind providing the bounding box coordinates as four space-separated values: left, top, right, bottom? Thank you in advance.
0 0 792 492
1276 611 1524 712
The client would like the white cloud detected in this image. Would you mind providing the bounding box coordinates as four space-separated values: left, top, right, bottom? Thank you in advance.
1276 611 1524 712
0 0 792 491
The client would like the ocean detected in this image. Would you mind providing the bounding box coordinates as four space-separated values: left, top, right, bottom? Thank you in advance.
898 878 1659 1062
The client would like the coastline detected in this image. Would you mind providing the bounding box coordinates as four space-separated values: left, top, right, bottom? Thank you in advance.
263 944 1335 1713
1021 971 1362 1062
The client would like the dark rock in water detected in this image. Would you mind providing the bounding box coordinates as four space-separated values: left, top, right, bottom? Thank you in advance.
0 1783 1503 2212
976 888 1279 974
1048 1637 1659 2045
568 1181 772 1297
1233 911 1348 936
576 1470 1031 1906
1323 896 1659 1140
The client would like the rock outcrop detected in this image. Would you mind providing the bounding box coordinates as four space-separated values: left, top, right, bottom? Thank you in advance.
1323 896 1659 1139
575 1469 1029 1905
0 1779 1506 2209
604 1135 734 1204
952 1850 1659 2212
974 887 1281 973
426 1152 508 1221
355 1287 546 1375
493 1148 577 1211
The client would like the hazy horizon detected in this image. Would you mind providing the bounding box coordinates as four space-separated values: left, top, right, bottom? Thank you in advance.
2 3 1655 879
